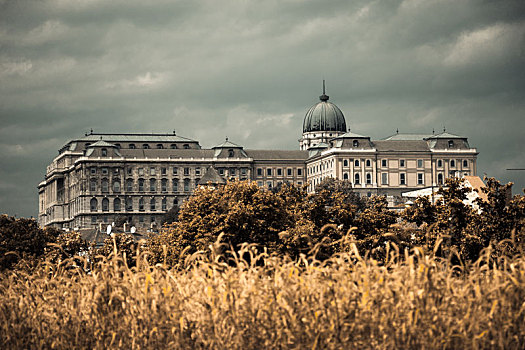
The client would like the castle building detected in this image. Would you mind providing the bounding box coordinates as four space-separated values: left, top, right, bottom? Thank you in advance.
38 85 478 229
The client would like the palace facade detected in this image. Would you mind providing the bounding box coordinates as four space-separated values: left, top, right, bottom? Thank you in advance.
38 87 478 229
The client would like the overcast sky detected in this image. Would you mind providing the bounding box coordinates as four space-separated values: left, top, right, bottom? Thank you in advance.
1 0 524 218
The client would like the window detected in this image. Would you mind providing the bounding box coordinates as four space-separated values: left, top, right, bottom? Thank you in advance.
112 180 121 192
230 168 236 176
353 140 359 147
126 197 133 211
287 168 292 176
161 167 167 175
172 167 178 175
184 179 190 192
161 198 167 211
366 159 371 167
195 168 201 176
149 178 156 192
90 179 97 192
450 160 456 168
343 173 349 180
354 173 360 184
90 167 96 175
463 160 468 168
161 179 168 192
138 179 144 192
169 144 177 149
400 173 406 185
417 159 423 168
91 216 96 224
343 159 348 167
381 173 388 185
437 173 444 185
267 181 273 189
126 179 133 192
257 181 263 187
183 144 190 149
115 144 121 149
139 216 144 223
437 159 443 168
143 144 150 149
138 168 144 176
101 179 109 192
448 140 454 148
150 167 156 176
257 168 263 176
297 168 302 176
381 159 388 167
267 168 272 176
173 198 178 208
366 173 372 184
151 216 156 223
277 168 282 176
102 168 108 175
102 198 109 212
417 173 424 185
156 144 164 149
184 167 190 176
150 198 156 211
129 144 136 149
101 148 107 157
114 198 121 212
400 159 405 167
139 198 144 211
219 168 224 176
354 159 360 167
241 168 247 176
90 198 98 212
172 179 178 192
113 168 120 175
228 149 234 157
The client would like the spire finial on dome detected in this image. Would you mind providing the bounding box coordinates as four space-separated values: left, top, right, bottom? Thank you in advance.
320 80 329 101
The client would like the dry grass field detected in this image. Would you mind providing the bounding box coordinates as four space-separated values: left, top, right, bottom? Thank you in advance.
1 242 524 349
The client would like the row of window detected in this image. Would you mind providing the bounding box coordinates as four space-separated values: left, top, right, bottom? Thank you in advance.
93 143 191 151
340 159 469 169
255 180 303 189
339 172 427 186
256 167 303 177
90 197 177 212
89 178 194 193
90 166 249 177
91 215 159 224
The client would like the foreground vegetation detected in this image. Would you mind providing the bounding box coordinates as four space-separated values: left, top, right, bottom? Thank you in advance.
1 177 524 348
1 242 524 349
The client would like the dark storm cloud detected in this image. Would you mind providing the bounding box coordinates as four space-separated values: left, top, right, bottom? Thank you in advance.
1 0 524 217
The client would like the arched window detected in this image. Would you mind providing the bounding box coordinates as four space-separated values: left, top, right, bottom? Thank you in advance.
112 180 121 192
354 173 360 185
139 198 144 211
170 144 177 149
126 179 133 192
90 179 97 192
184 179 190 192
343 159 348 167
228 149 234 157
156 144 164 149
161 178 168 192
173 198 178 208
353 140 359 147
129 144 136 149
101 179 109 192
437 173 444 185
113 198 121 212
366 159 371 167
125 197 133 211
366 173 372 184
172 179 178 192
142 144 150 149
343 173 349 180
450 160 456 168
102 198 109 212
138 178 144 192
150 198 156 211
354 159 360 167
183 144 190 149
90 198 98 212
149 178 156 192
463 160 468 167
161 198 167 211
101 148 107 156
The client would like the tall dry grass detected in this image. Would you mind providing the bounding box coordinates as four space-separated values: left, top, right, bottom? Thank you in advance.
1 242 524 349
